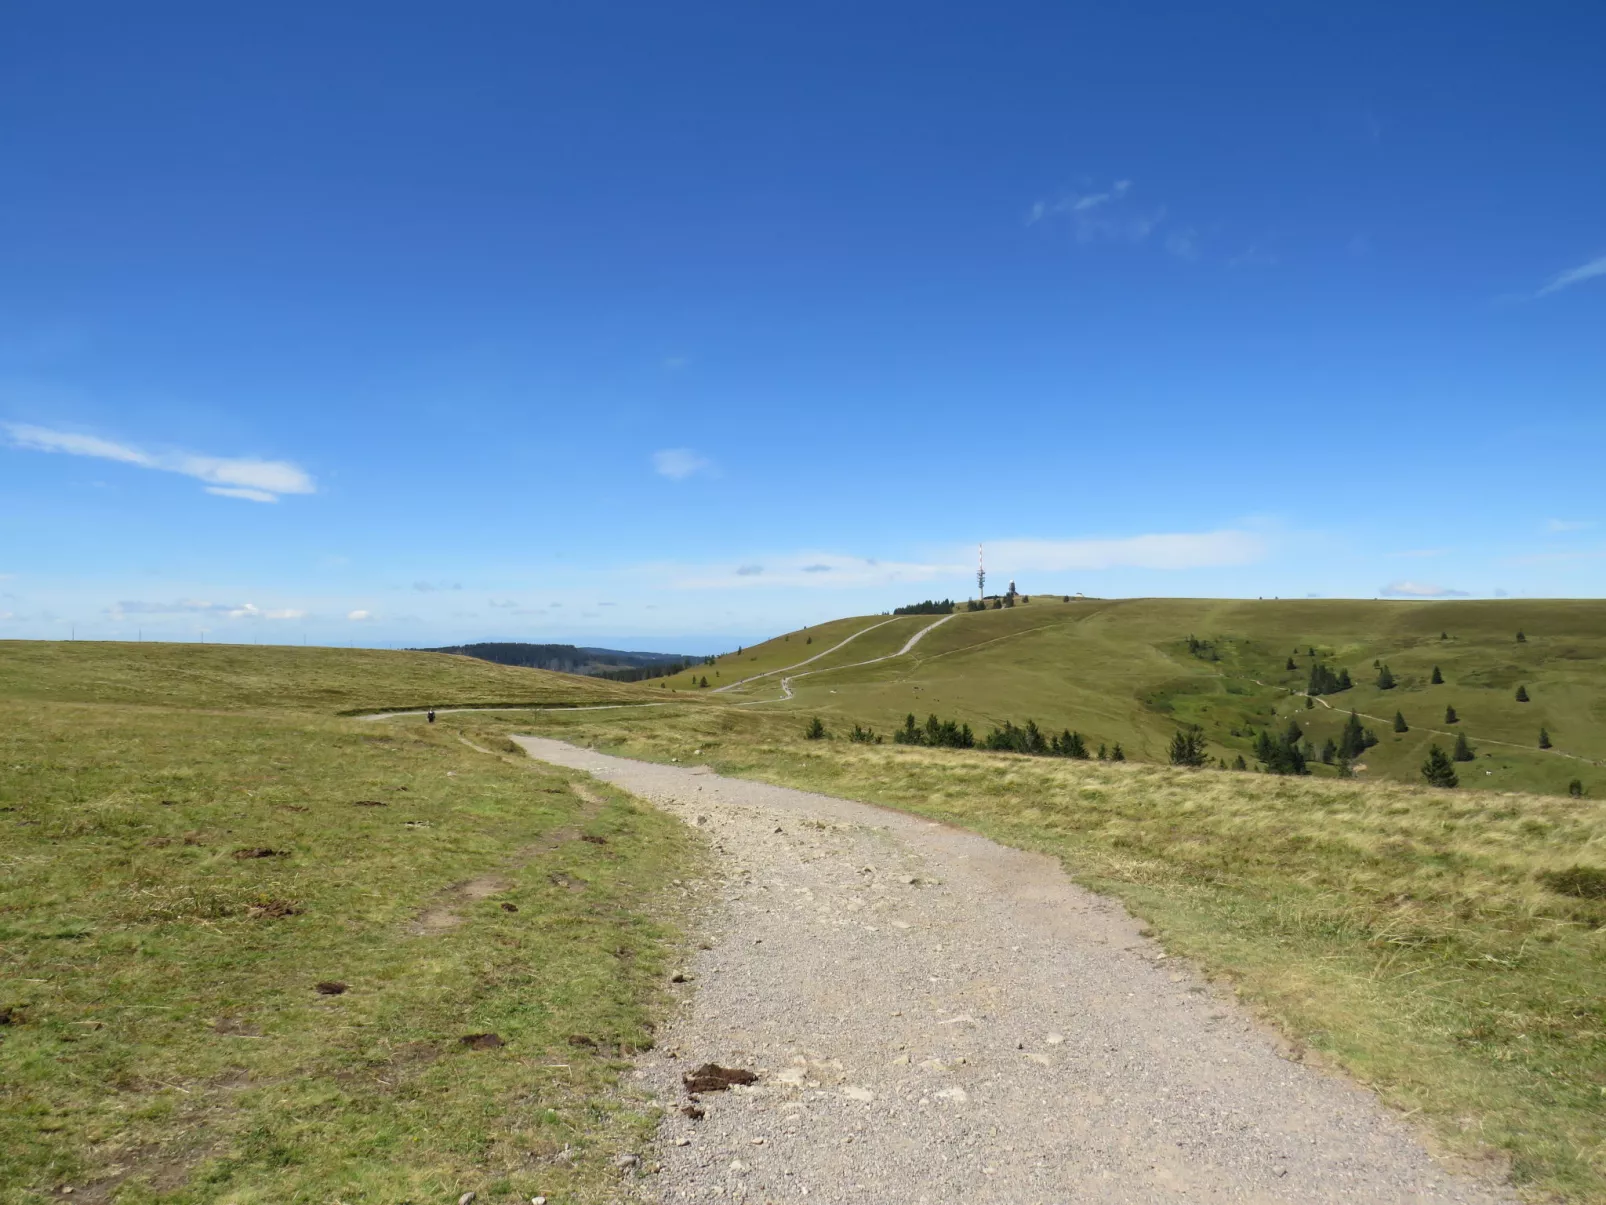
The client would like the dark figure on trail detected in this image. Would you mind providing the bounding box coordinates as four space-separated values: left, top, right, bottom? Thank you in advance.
427 709 436 723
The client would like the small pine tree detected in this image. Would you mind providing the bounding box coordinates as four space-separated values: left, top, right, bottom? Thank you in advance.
1453 732 1474 762
805 716 826 740
1285 657 1296 671
1110 743 1126 762
1336 756 1354 778
1422 745 1458 788
1440 631 1448 641
1320 737 1337 764
1430 665 1443 684
1284 718 1304 748
1570 779 1584 797
1305 695 1315 709
1376 664 1396 690
1515 684 1530 702
699 676 709 688
1445 704 1458 724
1168 726 1208 767
1393 711 1408 733
1232 754 1247 771
1516 630 1526 643
1539 727 1552 750
1337 668 1353 690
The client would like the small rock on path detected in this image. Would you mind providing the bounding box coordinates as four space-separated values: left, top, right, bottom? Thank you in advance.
513 736 1512 1205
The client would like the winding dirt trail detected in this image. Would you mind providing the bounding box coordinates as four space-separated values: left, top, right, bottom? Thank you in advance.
515 736 1513 1205
735 613 958 705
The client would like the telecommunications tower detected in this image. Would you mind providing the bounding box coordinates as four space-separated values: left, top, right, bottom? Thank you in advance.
977 544 986 599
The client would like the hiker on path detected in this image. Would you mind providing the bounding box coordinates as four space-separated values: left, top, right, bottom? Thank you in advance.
427 708 436 723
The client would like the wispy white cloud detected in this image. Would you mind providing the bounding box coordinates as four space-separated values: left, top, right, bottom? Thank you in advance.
4 423 315 502
663 529 1265 590
986 530 1267 572
1380 581 1470 598
1027 179 1163 245
347 609 371 621
669 552 953 590
1536 253 1606 298
109 599 305 619
1546 518 1594 532
1165 228 1199 261
652 448 713 480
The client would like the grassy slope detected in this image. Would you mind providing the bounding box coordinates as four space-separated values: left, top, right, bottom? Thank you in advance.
656 613 892 693
0 640 654 713
494 702 1606 1202
0 643 702 1205
732 598 1606 797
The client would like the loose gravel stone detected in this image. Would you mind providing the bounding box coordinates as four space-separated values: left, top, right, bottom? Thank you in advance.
515 736 1514 1205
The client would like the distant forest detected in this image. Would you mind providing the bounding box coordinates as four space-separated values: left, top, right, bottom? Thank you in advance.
893 599 956 615
418 642 704 682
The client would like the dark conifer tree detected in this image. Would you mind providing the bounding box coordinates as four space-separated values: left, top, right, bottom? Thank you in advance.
1284 718 1304 748
1338 668 1353 690
1516 684 1530 702
1453 732 1474 762
1232 754 1247 770
1393 711 1408 733
1320 737 1337 765
1376 664 1396 690
1516 630 1526 643
1445 704 1458 724
1539 727 1552 750
1286 657 1297 671
1097 744 1108 760
1168 726 1208 767
1111 744 1126 762
1431 666 1444 684
1422 745 1458 788
1570 779 1584 797
805 716 826 740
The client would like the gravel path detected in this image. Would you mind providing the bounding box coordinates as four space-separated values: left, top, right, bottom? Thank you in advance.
513 737 1513 1205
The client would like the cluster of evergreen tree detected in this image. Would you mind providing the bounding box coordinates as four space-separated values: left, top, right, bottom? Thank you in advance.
1168 725 1209 767
965 599 987 612
983 720 1095 758
595 660 694 683
1306 661 1353 696
849 724 883 744
894 713 976 748
1336 710 1379 759
1184 635 1219 662
893 599 956 616
1253 721 1308 775
1422 745 1458 788
890 712 1119 761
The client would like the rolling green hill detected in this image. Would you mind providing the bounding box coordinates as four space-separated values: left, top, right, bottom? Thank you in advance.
711 597 1606 797
0 641 700 1202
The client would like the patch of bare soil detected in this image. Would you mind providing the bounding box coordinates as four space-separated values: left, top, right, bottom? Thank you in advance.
459 1032 505 1050
683 1063 758 1093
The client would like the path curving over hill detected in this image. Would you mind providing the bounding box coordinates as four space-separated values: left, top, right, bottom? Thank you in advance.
738 612 958 705
514 735 1512 1205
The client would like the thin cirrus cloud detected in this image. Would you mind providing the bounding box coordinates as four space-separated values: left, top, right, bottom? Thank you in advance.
109 599 306 619
1545 518 1595 532
667 529 1264 590
4 422 315 503
1026 179 1170 247
1380 581 1470 599
1535 253 1606 299
985 530 1267 573
652 447 713 480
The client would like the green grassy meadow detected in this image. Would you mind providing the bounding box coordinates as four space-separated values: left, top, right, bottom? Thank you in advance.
489 701 1606 1201
0 642 703 1205
711 597 1606 797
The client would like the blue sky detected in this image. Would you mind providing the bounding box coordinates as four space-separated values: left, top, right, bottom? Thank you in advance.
2 2 1603 652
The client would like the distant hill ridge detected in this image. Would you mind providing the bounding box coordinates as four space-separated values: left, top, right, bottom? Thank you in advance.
418 641 702 682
